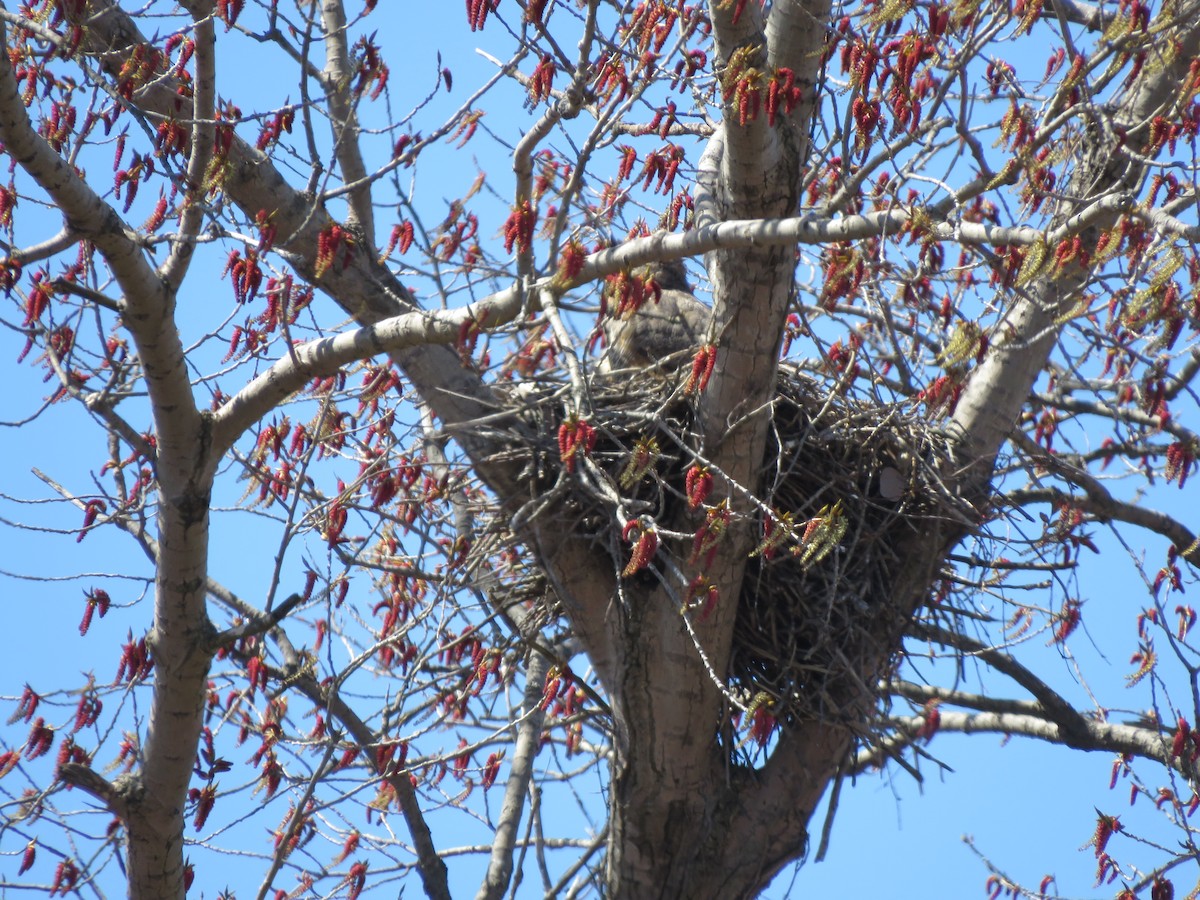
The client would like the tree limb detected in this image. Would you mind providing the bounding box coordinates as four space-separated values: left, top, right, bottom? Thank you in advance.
476 651 550 900
1006 431 1200 566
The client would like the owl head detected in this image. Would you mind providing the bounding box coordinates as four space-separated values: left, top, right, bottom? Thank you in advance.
597 258 709 373
640 258 691 294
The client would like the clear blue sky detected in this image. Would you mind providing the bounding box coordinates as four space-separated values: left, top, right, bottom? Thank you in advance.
0 4 1195 898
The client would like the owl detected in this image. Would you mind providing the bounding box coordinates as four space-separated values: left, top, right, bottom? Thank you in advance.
599 259 710 373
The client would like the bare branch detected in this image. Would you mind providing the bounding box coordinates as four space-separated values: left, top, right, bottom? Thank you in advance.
1006 432 1200 566
477 651 550 900
159 2 216 290
317 0 375 241
910 621 1094 744
887 710 1186 775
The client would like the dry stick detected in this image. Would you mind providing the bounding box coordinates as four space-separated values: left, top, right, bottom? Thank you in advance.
812 765 844 863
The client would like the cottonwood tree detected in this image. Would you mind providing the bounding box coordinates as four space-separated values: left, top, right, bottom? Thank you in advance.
0 0 1198 897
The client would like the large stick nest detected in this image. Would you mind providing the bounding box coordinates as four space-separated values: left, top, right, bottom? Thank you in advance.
491 363 973 727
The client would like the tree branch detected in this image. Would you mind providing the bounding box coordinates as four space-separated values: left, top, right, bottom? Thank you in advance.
476 651 550 900
207 593 304 650
947 0 1200 498
1006 432 1200 566
273 665 452 900
57 764 133 820
208 290 525 459
317 0 375 241
885 710 1188 776
159 1 216 291
910 621 1095 745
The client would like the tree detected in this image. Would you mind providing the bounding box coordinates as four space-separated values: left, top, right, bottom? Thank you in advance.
0 0 1197 897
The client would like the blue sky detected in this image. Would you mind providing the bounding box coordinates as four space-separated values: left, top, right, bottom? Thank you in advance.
1 3 1197 897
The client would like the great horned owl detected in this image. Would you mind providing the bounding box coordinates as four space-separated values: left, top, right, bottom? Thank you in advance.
599 259 709 372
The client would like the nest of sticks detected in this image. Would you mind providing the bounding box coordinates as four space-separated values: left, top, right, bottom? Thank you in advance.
493 362 970 727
